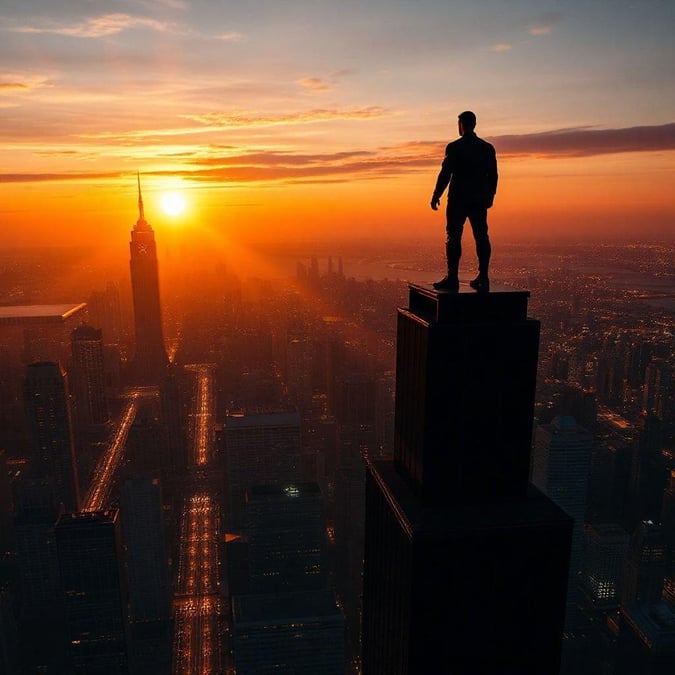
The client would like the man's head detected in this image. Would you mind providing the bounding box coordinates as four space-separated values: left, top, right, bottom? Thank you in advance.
458 110 477 136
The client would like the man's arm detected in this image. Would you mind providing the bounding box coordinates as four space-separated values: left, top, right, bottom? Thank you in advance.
486 144 498 208
430 144 453 210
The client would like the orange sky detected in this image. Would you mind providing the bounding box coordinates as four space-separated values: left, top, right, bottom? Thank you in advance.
1 1 674 248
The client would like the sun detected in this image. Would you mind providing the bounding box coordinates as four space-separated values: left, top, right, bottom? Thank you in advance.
161 191 186 217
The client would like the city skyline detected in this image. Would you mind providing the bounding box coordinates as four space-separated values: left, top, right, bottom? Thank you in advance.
1 0 674 248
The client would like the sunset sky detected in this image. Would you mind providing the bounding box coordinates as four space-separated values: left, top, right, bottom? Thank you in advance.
2 0 674 248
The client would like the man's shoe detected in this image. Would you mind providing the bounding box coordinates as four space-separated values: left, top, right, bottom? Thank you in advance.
469 275 490 292
432 276 459 292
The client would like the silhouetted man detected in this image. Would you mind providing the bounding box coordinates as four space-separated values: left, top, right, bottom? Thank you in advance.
430 110 498 292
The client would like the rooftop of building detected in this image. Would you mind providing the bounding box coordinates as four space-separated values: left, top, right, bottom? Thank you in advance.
622 602 675 640
232 589 341 625
0 303 87 324
247 482 321 499
225 410 301 428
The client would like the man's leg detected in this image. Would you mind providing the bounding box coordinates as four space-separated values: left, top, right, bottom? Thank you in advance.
444 202 466 280
468 206 491 278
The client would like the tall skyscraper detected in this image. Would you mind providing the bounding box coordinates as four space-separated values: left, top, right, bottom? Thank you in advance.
532 415 593 628
55 510 128 673
580 522 629 610
615 602 675 675
244 482 326 594
23 361 80 512
362 284 572 675
223 411 301 530
12 478 66 671
622 520 666 605
120 478 172 675
661 470 675 604
129 175 168 384
70 323 109 427
232 590 345 675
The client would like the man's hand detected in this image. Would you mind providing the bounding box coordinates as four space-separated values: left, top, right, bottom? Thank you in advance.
430 196 440 211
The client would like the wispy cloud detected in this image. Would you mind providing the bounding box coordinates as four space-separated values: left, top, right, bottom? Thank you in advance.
13 13 173 38
492 43 512 52
0 74 50 94
182 106 388 128
527 12 561 36
297 77 332 93
5 123 673 187
0 171 123 184
0 82 30 91
214 31 244 42
490 123 675 157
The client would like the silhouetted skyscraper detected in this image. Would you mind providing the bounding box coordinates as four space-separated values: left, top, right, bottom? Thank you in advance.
616 602 675 675
120 478 172 675
661 470 675 604
232 590 344 675
622 520 666 606
129 175 168 383
55 510 128 673
224 411 301 530
362 284 573 675
70 323 109 427
12 478 66 671
580 522 629 610
23 362 80 512
533 415 593 628
244 482 326 594
159 364 188 478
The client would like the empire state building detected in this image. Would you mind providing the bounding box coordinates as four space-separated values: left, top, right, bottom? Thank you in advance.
129 175 168 383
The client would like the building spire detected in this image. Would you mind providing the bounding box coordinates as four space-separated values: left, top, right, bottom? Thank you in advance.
137 171 145 222
134 172 150 230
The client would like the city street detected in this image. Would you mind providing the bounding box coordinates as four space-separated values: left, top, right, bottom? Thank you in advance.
173 365 222 674
82 387 157 511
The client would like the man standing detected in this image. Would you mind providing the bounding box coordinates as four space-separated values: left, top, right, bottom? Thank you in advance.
430 110 498 292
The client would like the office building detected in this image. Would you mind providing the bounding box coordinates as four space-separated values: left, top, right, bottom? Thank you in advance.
362 284 572 674
232 590 344 675
55 509 128 673
244 482 325 593
622 520 666 605
23 361 80 512
12 478 66 671
120 478 172 675
532 415 593 627
661 470 675 604
580 522 629 609
223 411 301 530
128 175 168 383
616 602 675 675
70 323 109 427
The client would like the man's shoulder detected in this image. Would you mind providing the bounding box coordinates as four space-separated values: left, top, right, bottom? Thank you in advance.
475 135 496 154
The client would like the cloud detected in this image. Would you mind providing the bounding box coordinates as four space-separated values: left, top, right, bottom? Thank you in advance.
5 123 673 187
0 82 30 91
297 77 332 93
489 123 675 158
527 12 561 36
180 106 388 130
0 74 49 93
0 171 122 183
492 43 512 52
215 31 244 42
13 13 172 38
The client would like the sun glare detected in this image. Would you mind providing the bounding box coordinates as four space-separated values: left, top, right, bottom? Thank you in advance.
161 191 186 217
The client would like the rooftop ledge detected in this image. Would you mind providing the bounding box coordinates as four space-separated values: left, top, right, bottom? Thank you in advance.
406 282 531 323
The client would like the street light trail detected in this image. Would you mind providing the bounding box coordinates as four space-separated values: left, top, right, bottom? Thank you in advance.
82 389 147 512
173 365 221 675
